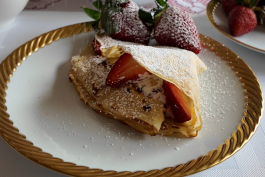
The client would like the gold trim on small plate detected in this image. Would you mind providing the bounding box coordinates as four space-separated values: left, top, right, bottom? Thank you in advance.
0 22 263 176
206 0 265 53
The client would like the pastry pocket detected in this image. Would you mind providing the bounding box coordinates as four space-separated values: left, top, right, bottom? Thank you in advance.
69 47 165 136
96 35 207 137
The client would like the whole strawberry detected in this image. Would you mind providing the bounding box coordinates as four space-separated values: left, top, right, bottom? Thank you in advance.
222 0 238 15
154 7 201 54
110 1 151 45
82 0 151 45
228 6 257 36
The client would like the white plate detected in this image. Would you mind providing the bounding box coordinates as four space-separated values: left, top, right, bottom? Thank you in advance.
5 31 244 171
208 1 265 54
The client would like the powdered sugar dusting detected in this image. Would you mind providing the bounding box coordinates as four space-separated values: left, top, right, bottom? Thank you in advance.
70 54 166 133
111 0 150 44
71 55 111 87
154 7 200 53
198 47 244 124
96 35 207 122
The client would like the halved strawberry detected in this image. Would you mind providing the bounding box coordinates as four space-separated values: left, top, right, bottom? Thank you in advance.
162 81 192 123
106 53 149 87
154 7 201 54
92 38 102 55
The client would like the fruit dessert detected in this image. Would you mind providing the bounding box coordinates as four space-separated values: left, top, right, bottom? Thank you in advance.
69 35 206 137
222 0 265 36
69 0 206 137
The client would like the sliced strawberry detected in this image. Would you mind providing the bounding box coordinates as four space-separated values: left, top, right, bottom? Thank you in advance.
228 6 257 36
162 81 192 123
154 7 201 54
106 53 149 87
222 0 238 15
92 38 102 55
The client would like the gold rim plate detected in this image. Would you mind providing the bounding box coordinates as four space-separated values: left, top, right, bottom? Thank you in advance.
0 22 263 176
206 0 265 54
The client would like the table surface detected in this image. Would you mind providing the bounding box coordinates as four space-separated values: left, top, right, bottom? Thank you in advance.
0 0 265 177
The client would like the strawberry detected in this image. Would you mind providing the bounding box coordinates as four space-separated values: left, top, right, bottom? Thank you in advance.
92 38 102 55
228 6 257 36
106 53 149 87
154 7 201 54
162 81 192 123
109 1 151 45
82 0 151 45
222 0 238 15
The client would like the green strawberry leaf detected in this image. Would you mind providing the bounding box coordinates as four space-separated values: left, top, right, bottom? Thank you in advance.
100 1 121 34
235 0 259 8
92 0 103 10
153 10 165 25
138 0 170 26
139 8 153 24
234 0 245 6
151 0 170 25
249 0 259 8
156 0 169 7
254 7 265 18
112 0 129 4
254 4 265 25
81 7 101 20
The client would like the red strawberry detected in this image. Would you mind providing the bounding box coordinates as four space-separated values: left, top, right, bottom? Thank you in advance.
228 6 257 36
119 1 133 8
82 1 151 45
162 81 192 123
106 53 149 87
154 7 201 54
92 38 102 55
110 1 151 45
222 0 238 15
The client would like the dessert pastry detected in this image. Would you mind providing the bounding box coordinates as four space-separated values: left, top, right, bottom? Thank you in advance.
68 35 207 137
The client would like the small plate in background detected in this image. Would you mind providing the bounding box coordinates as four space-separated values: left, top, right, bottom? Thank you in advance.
206 0 265 54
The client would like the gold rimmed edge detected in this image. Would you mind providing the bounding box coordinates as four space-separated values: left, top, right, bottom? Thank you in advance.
0 22 263 177
206 0 265 54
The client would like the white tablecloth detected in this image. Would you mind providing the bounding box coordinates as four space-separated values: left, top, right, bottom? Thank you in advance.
0 0 265 176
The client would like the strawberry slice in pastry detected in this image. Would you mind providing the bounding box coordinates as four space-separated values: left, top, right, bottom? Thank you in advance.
106 53 150 87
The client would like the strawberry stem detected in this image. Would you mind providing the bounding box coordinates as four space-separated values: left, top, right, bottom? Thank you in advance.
156 0 170 8
235 0 259 8
101 1 122 34
139 8 154 25
92 0 103 10
81 7 101 21
138 0 170 27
